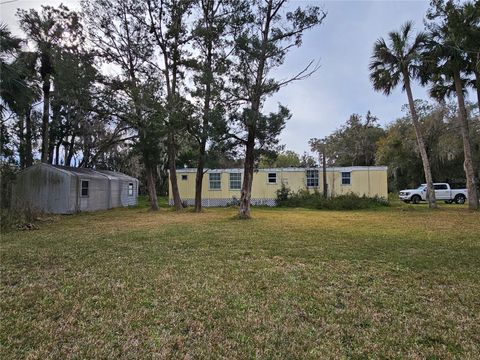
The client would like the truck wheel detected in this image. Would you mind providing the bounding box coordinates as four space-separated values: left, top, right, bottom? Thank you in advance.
411 195 421 204
454 194 466 205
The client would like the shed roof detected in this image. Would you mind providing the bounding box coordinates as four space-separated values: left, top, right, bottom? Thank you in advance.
174 166 388 173
25 164 139 181
96 170 137 181
51 165 109 179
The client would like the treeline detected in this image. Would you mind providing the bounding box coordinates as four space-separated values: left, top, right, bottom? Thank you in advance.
311 0 479 210
1 0 478 214
0 0 326 217
308 102 479 192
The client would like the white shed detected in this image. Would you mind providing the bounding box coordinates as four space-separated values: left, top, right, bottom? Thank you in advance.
12 164 139 214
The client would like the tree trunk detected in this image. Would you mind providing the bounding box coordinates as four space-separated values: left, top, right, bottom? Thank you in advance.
168 132 183 210
475 69 480 109
404 73 437 209
41 76 50 163
55 141 61 165
194 41 213 212
48 141 55 164
49 103 62 164
239 131 255 218
322 150 328 198
80 138 90 167
25 108 33 167
475 52 480 106
194 146 206 212
238 0 272 218
454 71 478 210
65 135 75 167
18 116 25 168
145 163 159 211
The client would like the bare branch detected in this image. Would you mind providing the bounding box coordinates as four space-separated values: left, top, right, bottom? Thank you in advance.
276 59 320 88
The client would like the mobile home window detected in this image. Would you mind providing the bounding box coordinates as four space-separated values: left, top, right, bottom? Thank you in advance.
81 180 89 197
267 172 277 184
181 175 188 181
209 173 221 190
341 172 351 185
128 183 134 196
229 173 241 190
306 170 319 187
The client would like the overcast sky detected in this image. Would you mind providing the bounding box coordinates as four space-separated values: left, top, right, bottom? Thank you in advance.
1 0 447 155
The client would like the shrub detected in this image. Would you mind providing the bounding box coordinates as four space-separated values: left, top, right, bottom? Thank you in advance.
277 190 389 210
276 183 291 202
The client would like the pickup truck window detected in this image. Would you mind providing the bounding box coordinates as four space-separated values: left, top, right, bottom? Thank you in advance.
434 184 448 190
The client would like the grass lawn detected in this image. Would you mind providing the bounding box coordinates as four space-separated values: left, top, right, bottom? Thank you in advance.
1 201 479 359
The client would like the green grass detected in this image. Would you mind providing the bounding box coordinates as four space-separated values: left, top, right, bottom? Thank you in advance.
1 200 479 359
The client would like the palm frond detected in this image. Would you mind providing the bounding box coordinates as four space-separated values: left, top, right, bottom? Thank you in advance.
0 22 22 57
406 31 429 59
369 22 424 96
389 31 405 58
400 20 414 41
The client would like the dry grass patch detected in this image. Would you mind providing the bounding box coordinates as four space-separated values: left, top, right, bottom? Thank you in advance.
1 203 479 359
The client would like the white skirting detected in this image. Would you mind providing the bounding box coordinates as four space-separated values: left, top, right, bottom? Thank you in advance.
169 198 277 207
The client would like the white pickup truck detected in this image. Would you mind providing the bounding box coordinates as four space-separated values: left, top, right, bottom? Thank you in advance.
399 183 468 204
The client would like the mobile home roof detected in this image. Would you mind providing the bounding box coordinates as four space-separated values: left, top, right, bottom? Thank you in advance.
175 166 388 173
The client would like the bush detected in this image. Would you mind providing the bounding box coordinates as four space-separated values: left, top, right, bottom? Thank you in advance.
277 189 389 210
276 183 291 202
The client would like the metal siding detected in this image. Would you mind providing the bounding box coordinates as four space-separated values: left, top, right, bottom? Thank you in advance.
109 179 121 208
12 164 139 214
79 177 110 212
69 174 79 213
120 180 137 206
12 164 72 213
170 167 388 206
96 170 138 207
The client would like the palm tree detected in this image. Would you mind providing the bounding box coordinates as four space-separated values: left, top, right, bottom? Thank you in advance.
0 24 39 168
370 21 437 209
0 23 23 115
427 0 480 108
17 5 81 164
423 18 479 210
461 1 480 107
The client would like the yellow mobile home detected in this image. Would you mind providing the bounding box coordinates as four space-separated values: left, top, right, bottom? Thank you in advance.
169 166 388 207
